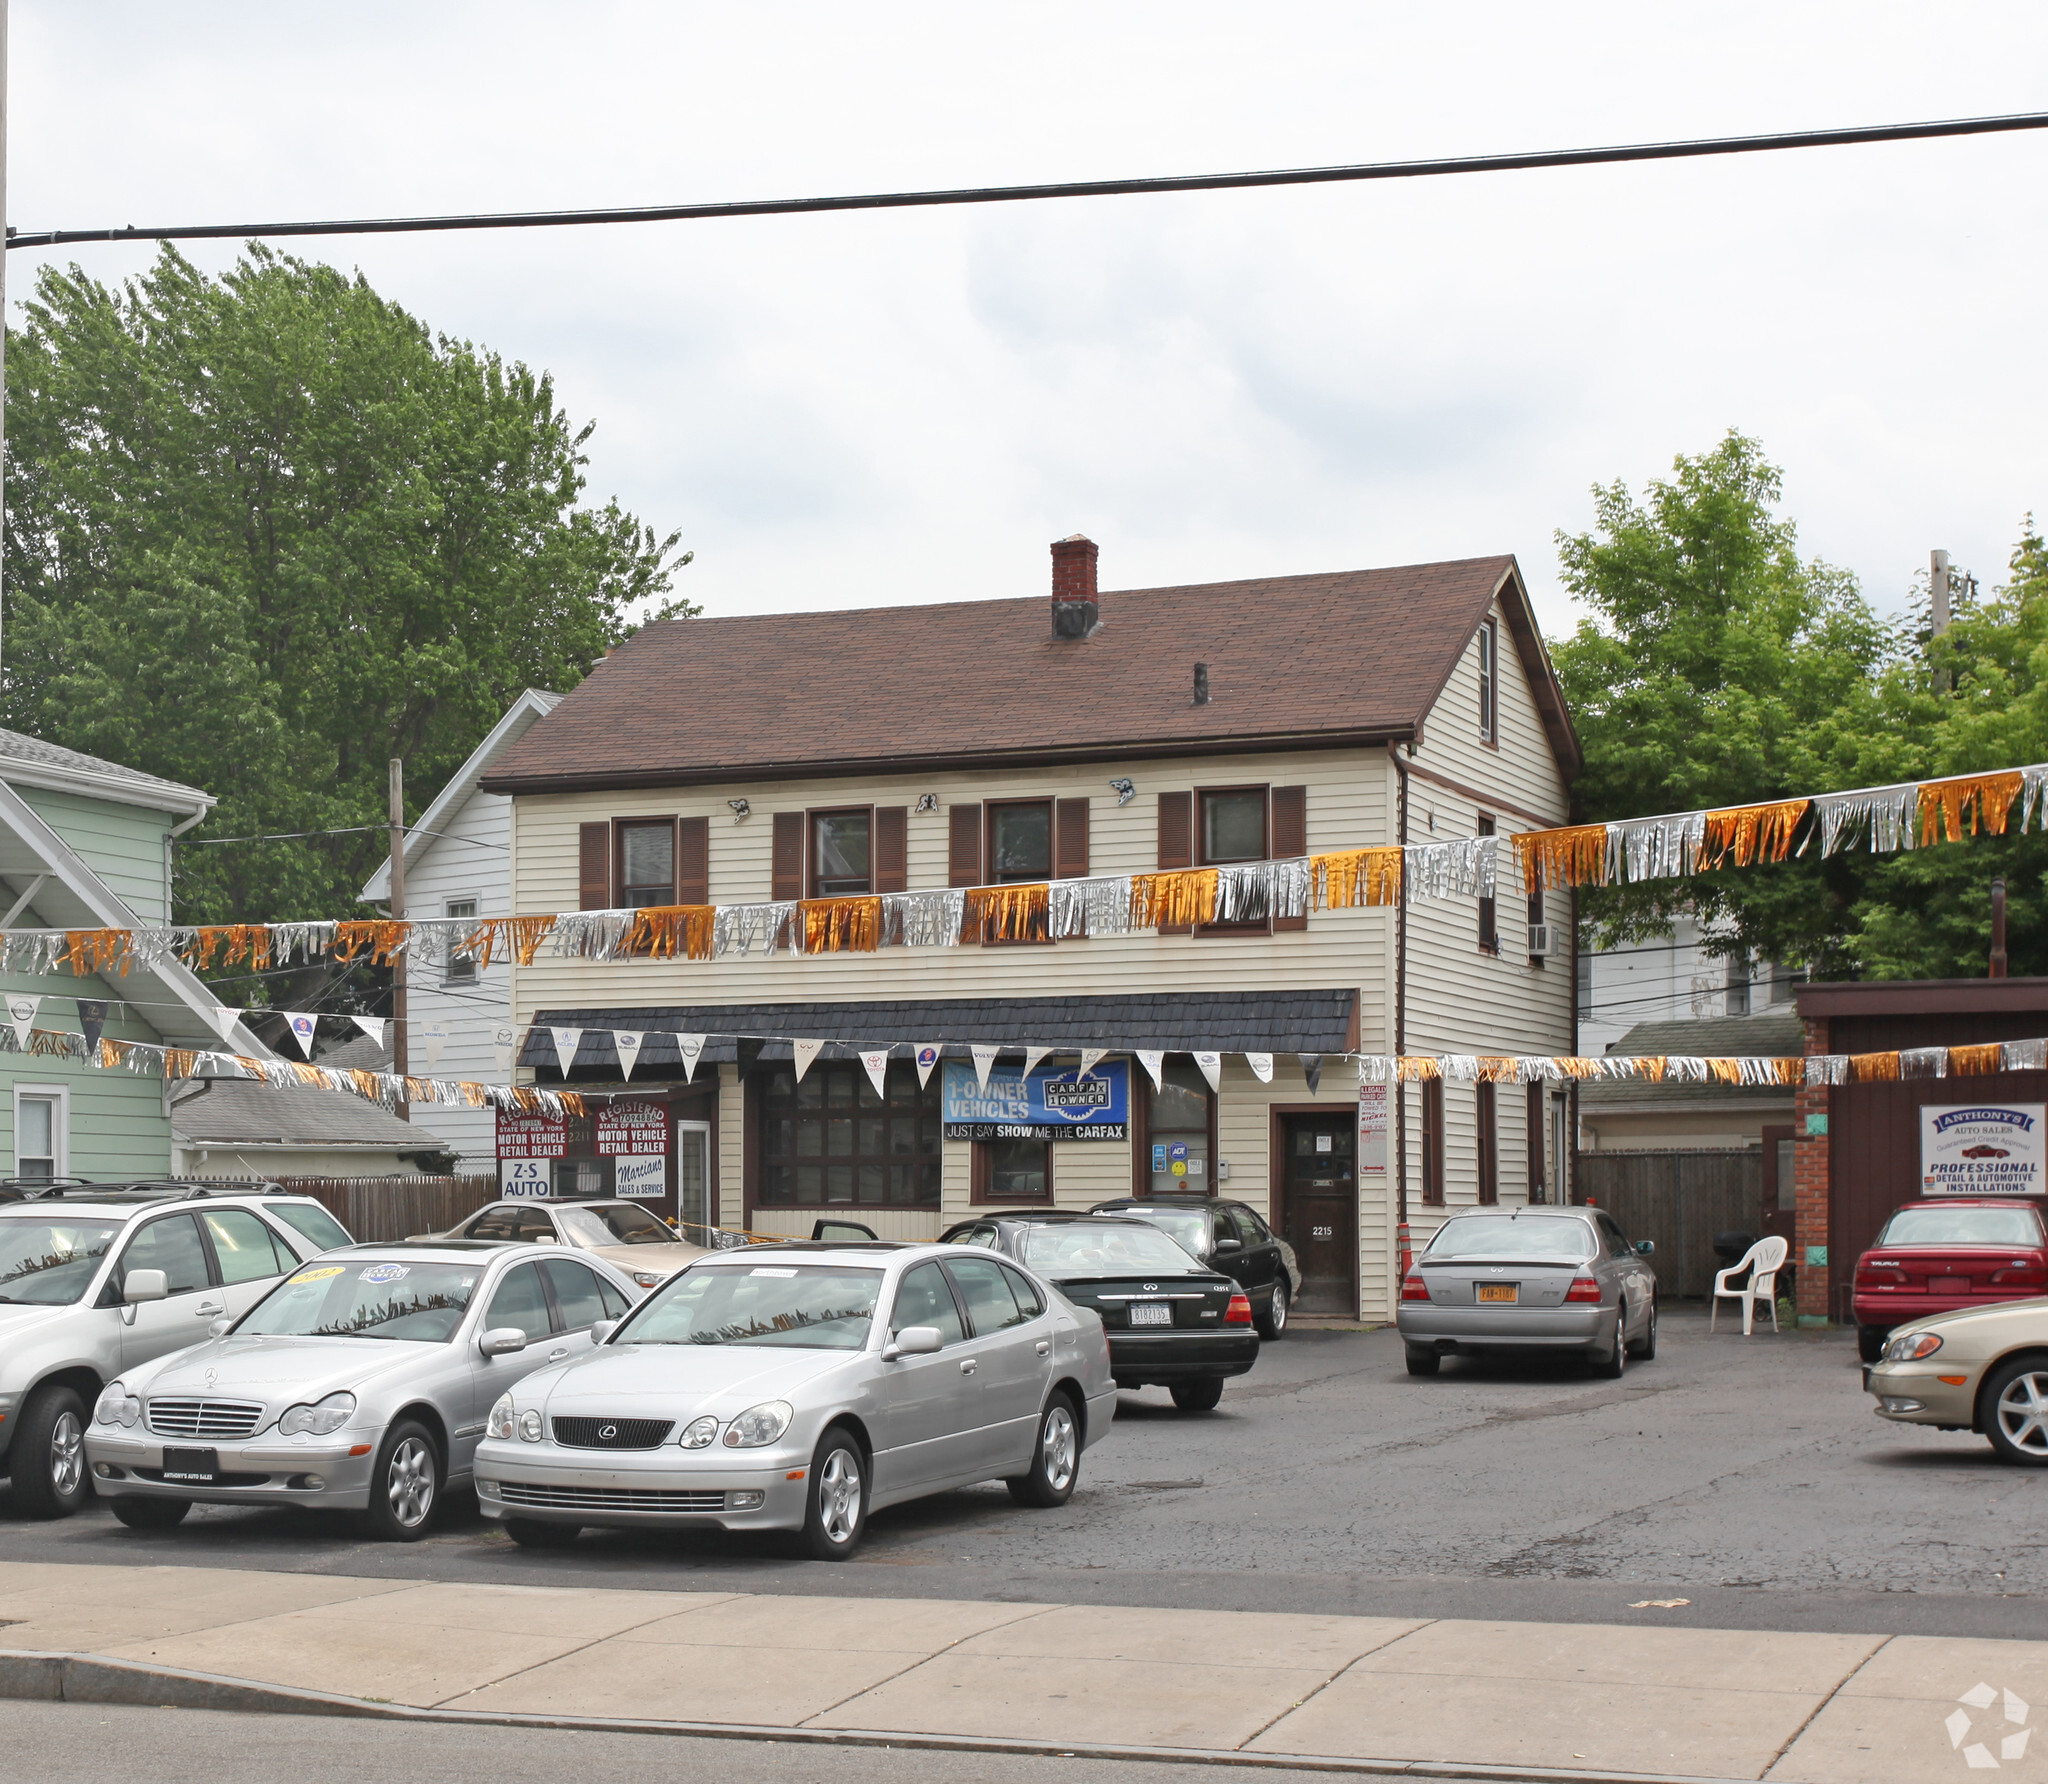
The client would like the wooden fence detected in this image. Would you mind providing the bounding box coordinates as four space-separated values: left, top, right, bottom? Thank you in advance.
209 1174 500 1244
1573 1150 1761 1299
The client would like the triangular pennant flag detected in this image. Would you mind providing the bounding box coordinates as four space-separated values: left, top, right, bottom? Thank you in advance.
1078 1047 1107 1077
1193 1050 1223 1093
1299 1052 1323 1093
860 1048 892 1099
971 1044 1000 1092
420 1019 450 1071
675 1033 706 1083
1136 1049 1166 1090
351 1015 386 1047
77 999 111 1055
1245 1051 1275 1084
613 1031 644 1080
282 1010 317 1060
211 1004 242 1043
550 1026 584 1075
1020 1046 1051 1080
913 1043 942 1087
491 1023 515 1076
6 994 38 1051
792 1038 825 1082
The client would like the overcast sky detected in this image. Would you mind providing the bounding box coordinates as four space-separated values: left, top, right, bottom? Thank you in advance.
11 3 2048 637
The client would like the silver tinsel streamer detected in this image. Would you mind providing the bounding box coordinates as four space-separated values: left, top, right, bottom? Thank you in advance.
268 921 339 963
712 902 798 958
2024 765 2048 833
1402 836 1497 901
1664 1057 1709 1082
551 911 635 961
880 889 965 948
1805 1055 1849 1085
1214 858 1311 923
1607 812 1706 884
1356 1055 1395 1083
1048 876 1135 938
1438 1054 1482 1081
1810 783 1918 857
0 933 68 975
1899 1046 1948 1079
2004 1038 2048 1072
404 919 471 964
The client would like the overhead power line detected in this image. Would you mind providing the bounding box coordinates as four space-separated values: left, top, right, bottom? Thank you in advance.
9 111 2048 251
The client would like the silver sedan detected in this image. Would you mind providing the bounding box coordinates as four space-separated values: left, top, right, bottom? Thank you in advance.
82 1240 640 1539
475 1240 1118 1559
1396 1207 1658 1377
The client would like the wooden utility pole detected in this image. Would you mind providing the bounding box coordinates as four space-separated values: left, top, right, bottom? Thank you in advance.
388 758 409 1118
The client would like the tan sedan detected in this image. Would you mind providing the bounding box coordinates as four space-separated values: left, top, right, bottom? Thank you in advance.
425 1199 707 1292
1865 1296 2048 1464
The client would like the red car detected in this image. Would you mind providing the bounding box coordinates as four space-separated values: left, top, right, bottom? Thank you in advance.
1853 1198 2048 1361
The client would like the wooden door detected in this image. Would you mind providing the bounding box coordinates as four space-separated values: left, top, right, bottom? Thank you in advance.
1280 1115 1358 1316
1760 1124 1797 1253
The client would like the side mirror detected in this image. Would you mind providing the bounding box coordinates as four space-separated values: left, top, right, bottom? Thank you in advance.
479 1326 528 1356
589 1320 617 1346
124 1269 168 1306
1635 1240 1656 1257
882 1325 943 1360
208 1317 232 1337
1214 1236 1243 1253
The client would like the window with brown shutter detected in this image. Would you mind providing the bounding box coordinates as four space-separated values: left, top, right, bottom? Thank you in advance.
809 809 873 896
1055 797 1090 882
874 806 908 895
1476 1082 1498 1205
1270 785 1307 931
771 812 805 902
578 822 612 910
1476 815 1499 954
1422 1078 1446 1206
1526 1084 1546 1203
984 800 1053 944
948 803 983 887
1155 790 1193 935
676 816 709 906
1196 784 1270 937
615 818 677 907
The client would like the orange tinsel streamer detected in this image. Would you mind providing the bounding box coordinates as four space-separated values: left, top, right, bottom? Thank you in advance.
1127 870 1218 930
188 926 274 972
965 883 1051 943
629 905 718 960
1314 848 1403 909
1512 824 1610 895
332 920 408 965
1697 800 1809 870
1949 1043 2003 1076
1395 1055 1442 1081
798 897 882 954
63 929 135 977
1850 1050 1903 1082
1918 772 2025 845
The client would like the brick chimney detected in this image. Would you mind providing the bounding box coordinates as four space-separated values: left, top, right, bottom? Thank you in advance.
1051 534 1100 639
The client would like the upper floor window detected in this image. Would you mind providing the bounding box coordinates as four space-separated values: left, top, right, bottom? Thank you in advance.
1476 815 1499 954
444 897 478 983
617 821 675 907
988 801 1052 883
1477 619 1498 742
811 809 872 897
1200 789 1268 866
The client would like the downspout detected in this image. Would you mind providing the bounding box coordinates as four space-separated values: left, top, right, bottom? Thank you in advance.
164 808 208 921
1389 741 1409 1226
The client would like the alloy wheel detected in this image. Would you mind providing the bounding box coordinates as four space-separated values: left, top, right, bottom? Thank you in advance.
49 1410 83 1499
1042 1405 1078 1494
1997 1372 2048 1456
387 1437 435 1528
818 1446 862 1545
1270 1286 1288 1333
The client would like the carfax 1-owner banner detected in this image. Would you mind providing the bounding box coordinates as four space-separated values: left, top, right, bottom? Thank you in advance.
1921 1104 2047 1195
941 1060 1130 1141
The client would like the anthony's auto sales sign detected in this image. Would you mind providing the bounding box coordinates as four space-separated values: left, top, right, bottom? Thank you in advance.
1921 1104 2047 1195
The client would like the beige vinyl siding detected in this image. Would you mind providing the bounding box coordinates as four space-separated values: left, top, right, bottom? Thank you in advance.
15 788 178 925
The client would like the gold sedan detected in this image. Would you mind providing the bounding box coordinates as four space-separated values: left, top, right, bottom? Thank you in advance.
1865 1297 2048 1464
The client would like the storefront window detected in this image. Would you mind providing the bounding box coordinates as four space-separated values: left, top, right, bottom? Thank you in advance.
1144 1058 1213 1195
759 1061 941 1206
978 1136 1051 1203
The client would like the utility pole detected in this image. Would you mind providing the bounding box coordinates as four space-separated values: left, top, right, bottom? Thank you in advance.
1992 876 2009 979
1931 548 1952 693
388 758 409 1118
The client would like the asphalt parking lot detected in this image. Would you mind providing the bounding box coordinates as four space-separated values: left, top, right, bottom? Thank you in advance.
5 1308 2043 1639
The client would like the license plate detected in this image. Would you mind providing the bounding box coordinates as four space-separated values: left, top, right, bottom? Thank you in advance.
1129 1303 1173 1326
1476 1284 1518 1303
1929 1276 1970 1294
161 1447 220 1484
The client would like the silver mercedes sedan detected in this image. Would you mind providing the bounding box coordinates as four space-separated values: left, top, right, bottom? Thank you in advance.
475 1240 1118 1559
82 1240 641 1539
1396 1207 1658 1377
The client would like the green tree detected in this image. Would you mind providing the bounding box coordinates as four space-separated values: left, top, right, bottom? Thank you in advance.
2 245 690 958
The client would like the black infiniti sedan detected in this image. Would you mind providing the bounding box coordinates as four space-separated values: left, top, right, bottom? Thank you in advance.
940 1211 1258 1410
1088 1196 1299 1340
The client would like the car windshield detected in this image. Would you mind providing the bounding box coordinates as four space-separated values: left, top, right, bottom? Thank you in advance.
1878 1206 2045 1247
1023 1222 1202 1274
1105 1209 1208 1256
237 1259 481 1342
556 1204 675 1247
267 1201 351 1253
1425 1215 1597 1261
0 1217 121 1305
621 1264 882 1348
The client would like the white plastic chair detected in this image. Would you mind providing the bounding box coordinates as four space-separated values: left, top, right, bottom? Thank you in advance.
1711 1235 1790 1335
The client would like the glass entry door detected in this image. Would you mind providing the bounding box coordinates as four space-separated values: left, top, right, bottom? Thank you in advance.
676 1120 713 1240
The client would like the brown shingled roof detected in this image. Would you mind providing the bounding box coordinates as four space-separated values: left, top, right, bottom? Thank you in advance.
482 553 1578 792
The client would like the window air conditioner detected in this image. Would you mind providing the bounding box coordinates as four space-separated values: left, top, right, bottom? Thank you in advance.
1527 923 1555 958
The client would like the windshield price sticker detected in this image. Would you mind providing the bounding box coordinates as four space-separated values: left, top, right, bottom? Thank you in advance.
1922 1104 2047 1195
359 1263 410 1284
941 1059 1129 1141
751 1267 798 1278
288 1265 346 1285
597 1098 669 1157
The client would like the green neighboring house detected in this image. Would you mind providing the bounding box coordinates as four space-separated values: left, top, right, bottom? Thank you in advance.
0 730 272 1183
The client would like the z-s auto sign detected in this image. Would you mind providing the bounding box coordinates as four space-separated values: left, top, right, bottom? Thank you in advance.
1921 1104 2047 1196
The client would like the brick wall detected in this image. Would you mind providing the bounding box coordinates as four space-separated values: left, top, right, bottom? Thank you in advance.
1794 1015 1831 1319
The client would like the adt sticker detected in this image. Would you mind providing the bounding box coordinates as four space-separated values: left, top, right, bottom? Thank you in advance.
359 1262 409 1284
1168 1142 1188 1163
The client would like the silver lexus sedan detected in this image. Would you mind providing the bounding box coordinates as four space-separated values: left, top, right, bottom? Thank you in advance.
83 1240 640 1539
475 1240 1118 1559
1396 1207 1658 1378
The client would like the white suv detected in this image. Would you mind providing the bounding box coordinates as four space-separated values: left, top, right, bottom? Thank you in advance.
0 1186 353 1517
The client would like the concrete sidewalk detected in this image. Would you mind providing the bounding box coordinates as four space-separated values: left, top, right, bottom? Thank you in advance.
0 1561 2033 1781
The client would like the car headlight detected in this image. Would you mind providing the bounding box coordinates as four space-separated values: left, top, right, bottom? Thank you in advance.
722 1400 793 1448
488 1393 516 1441
1885 1331 1944 1362
278 1391 356 1437
518 1409 545 1442
679 1415 719 1449
632 1270 664 1289
94 1382 141 1428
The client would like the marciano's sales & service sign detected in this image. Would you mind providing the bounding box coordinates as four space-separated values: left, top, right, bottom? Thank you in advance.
1921 1104 2047 1196
941 1060 1129 1141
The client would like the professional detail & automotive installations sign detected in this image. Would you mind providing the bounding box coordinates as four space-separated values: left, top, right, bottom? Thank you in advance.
941 1059 1129 1140
1921 1104 2047 1195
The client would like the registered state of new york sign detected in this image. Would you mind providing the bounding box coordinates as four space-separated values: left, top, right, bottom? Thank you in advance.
1921 1104 2047 1196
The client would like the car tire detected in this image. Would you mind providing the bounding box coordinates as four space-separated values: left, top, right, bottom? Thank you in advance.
797 1424 869 1560
1594 1309 1627 1379
1982 1358 2048 1466
109 1496 191 1531
1405 1350 1442 1377
10 1384 91 1519
504 1518 582 1548
1256 1282 1290 1341
1169 1378 1225 1412
1629 1299 1658 1361
361 1420 441 1542
1858 1325 1890 1364
1007 1390 1081 1508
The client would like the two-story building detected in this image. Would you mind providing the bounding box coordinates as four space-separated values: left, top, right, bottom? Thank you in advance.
480 539 1581 1321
